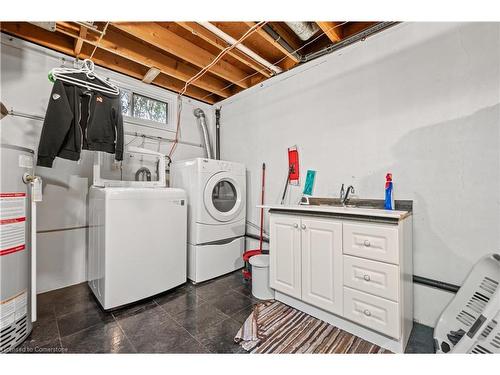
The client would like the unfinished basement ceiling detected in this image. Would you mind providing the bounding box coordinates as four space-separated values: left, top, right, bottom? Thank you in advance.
0 21 393 104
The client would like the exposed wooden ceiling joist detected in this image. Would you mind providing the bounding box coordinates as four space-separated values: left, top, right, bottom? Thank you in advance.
87 48 219 103
142 66 161 84
267 22 303 52
0 22 219 104
209 22 296 71
244 21 300 64
316 22 343 43
1 21 389 104
2 22 74 56
73 25 86 56
342 22 379 37
176 22 273 78
112 22 254 89
55 22 236 99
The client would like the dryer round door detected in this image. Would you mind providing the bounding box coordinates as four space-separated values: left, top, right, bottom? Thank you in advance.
204 172 243 222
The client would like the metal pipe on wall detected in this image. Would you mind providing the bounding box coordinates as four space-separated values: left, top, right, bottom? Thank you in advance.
245 228 461 293
124 131 202 148
215 108 221 160
262 22 399 65
5 108 204 148
413 275 460 293
193 108 213 159
302 22 398 62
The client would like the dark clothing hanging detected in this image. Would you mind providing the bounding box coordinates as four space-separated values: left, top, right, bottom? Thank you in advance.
37 75 124 168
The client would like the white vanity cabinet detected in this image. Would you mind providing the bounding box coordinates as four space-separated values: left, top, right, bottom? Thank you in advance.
267 208 413 353
270 215 343 315
269 214 302 299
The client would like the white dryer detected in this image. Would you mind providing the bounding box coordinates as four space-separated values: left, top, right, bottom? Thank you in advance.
170 158 246 283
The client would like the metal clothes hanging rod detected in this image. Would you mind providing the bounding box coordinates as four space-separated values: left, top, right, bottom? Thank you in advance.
123 131 201 148
6 108 203 149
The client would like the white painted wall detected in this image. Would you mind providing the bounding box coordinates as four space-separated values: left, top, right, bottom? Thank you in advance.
218 22 500 327
2 23 498 328
0 34 213 293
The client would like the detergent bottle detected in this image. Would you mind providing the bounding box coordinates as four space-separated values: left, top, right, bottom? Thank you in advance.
384 173 394 210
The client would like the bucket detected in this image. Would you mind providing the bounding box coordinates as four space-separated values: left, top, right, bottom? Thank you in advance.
249 254 274 300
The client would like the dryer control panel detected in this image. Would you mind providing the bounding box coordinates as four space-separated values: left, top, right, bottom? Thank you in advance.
199 158 245 176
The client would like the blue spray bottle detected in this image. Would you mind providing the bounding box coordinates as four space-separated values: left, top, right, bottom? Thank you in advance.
384 173 394 210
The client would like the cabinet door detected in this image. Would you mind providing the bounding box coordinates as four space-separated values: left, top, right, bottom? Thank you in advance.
301 218 343 315
269 214 302 299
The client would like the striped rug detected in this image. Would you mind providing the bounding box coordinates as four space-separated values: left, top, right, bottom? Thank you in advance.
234 300 392 354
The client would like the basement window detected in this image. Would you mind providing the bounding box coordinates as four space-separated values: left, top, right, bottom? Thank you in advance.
120 90 168 125
120 90 132 116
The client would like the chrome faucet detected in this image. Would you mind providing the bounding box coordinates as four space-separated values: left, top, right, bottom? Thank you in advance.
339 184 355 206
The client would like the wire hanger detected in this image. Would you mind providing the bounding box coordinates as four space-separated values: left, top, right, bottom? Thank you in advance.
49 59 120 96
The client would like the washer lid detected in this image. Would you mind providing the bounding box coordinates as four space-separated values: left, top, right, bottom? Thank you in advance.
203 171 243 222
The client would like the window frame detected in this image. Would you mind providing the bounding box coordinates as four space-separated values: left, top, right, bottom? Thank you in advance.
131 92 168 125
118 82 176 132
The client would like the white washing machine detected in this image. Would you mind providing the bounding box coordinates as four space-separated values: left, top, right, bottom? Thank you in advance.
88 147 188 310
170 158 246 283
88 187 187 310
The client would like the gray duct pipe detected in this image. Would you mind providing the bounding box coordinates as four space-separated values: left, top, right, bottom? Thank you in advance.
285 22 319 41
193 108 213 159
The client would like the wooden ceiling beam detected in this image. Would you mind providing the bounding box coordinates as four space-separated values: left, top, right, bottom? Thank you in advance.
1 22 75 53
244 22 300 64
342 22 379 37
0 22 218 104
112 22 253 89
74 25 87 56
176 22 273 78
84 48 219 104
316 22 343 43
55 22 235 99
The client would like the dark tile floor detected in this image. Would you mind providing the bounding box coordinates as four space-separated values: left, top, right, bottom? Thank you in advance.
11 270 435 354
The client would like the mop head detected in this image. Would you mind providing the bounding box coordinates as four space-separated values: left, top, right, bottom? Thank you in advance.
234 302 266 351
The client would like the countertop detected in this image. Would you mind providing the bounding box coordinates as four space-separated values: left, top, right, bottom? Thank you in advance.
257 204 411 221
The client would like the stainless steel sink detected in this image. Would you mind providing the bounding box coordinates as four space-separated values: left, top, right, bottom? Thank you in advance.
300 197 384 210
318 203 366 209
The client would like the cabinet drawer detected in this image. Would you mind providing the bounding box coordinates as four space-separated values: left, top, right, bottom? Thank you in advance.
343 222 399 264
343 287 400 339
343 255 399 301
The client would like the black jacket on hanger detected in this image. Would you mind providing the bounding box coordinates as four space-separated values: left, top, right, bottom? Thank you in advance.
37 74 124 168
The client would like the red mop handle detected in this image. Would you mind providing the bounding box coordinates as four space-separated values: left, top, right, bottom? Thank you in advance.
259 163 266 251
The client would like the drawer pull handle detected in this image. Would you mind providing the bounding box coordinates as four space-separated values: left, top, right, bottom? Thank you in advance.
293 223 299 228
301 224 306 230
363 274 371 282
364 240 371 247
363 309 371 317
